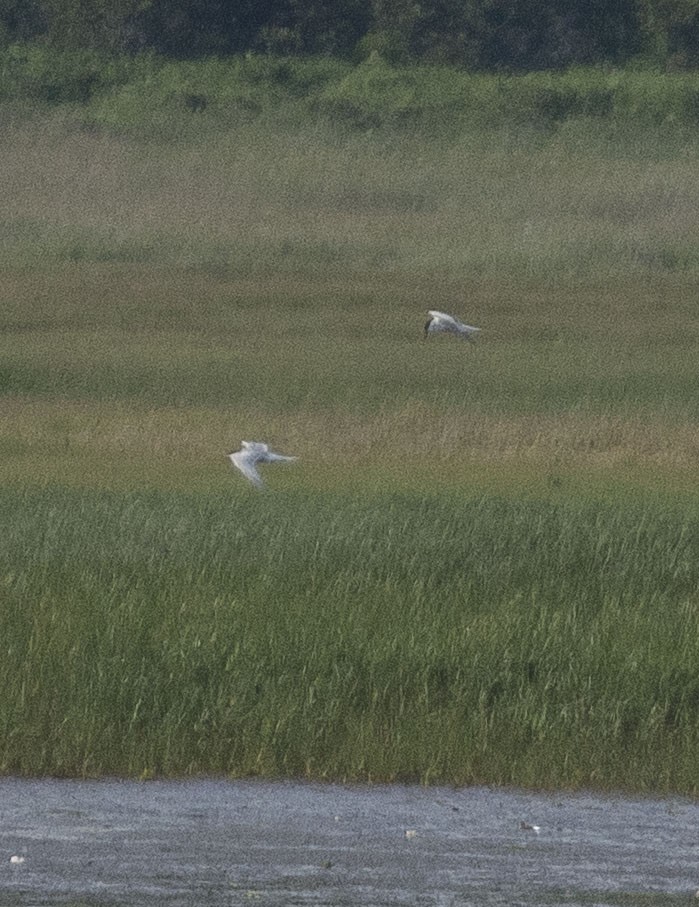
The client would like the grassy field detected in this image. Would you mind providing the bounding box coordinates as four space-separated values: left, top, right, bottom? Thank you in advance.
0 72 698 790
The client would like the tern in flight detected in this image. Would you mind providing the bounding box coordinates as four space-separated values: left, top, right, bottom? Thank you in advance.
424 310 481 340
228 441 297 489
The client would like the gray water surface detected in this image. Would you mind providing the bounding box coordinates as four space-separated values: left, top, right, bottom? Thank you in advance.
0 778 697 906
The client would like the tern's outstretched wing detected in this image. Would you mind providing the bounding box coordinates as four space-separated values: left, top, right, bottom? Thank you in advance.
427 310 480 335
229 451 264 488
428 311 461 334
456 322 480 335
262 452 298 464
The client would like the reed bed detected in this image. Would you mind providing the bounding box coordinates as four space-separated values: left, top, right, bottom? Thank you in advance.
1 485 698 790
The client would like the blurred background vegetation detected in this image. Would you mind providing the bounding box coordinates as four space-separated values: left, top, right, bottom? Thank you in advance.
2 0 699 71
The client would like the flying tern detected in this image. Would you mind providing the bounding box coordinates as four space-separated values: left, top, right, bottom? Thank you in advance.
424 310 481 340
228 441 297 489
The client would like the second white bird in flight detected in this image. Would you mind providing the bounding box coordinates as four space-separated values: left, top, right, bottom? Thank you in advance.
424 310 481 340
228 311 479 490
228 441 297 489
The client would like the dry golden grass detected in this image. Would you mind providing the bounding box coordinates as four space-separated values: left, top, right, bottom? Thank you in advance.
3 394 698 495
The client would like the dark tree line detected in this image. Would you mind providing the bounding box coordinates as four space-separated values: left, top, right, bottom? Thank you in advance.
2 0 699 70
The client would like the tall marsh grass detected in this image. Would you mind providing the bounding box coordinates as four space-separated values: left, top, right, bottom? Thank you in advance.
1 486 697 789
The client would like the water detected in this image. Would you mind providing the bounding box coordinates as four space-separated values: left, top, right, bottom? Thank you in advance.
0 779 697 906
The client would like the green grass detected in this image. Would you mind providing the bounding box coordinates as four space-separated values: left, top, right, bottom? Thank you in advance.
0 66 698 789
6 45 699 139
1 486 698 789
